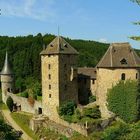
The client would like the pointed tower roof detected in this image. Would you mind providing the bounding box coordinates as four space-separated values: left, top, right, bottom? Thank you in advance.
1 52 13 75
40 36 79 55
97 42 140 68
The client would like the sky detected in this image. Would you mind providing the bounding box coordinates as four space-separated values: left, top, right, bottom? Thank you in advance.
0 0 140 49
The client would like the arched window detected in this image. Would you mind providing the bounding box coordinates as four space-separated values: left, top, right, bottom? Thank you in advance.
121 73 126 80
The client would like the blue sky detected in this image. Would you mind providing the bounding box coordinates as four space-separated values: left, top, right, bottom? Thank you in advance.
0 0 140 49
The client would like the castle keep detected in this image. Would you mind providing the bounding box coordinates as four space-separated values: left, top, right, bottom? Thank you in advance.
40 36 78 119
1 37 140 121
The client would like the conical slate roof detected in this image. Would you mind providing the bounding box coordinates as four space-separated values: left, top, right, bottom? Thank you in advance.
97 42 140 68
1 52 13 75
40 36 79 55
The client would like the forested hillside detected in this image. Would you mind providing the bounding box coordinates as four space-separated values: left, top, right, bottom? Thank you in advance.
0 33 139 85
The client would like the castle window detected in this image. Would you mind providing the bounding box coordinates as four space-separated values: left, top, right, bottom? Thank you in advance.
49 85 51 90
121 73 126 80
49 94 51 98
48 74 51 79
92 80 95 84
64 85 67 90
120 58 127 65
136 73 138 79
48 54 51 57
64 43 68 48
48 64 51 69
84 79 87 84
50 44 53 47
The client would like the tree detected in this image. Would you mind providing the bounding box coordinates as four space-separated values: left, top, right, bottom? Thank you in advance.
6 96 14 112
58 101 76 116
107 80 139 123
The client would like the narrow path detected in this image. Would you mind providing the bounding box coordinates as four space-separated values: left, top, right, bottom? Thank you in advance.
1 110 33 140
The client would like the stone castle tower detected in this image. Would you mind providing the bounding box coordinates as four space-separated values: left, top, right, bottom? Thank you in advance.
40 36 79 118
96 43 140 118
1 52 14 103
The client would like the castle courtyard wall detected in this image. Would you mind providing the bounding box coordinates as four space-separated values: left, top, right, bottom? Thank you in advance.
6 92 42 114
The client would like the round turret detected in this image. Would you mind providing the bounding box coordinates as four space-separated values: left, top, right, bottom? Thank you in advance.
0 52 14 103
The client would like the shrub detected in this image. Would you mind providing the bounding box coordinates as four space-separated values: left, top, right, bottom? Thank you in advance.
58 101 76 116
107 80 139 123
6 96 14 112
102 121 130 140
83 106 101 119
20 91 28 98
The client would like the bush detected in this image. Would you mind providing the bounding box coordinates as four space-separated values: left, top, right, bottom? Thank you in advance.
6 96 14 112
102 121 130 140
20 91 28 98
58 101 76 116
107 80 139 123
83 106 101 119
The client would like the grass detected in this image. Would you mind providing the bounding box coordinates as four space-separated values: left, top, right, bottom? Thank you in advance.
11 112 39 140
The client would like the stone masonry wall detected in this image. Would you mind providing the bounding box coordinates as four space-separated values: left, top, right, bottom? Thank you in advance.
41 55 60 119
6 92 42 114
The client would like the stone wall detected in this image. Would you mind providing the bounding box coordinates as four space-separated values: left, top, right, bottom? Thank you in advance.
6 92 42 114
41 54 60 119
90 79 97 96
96 68 140 118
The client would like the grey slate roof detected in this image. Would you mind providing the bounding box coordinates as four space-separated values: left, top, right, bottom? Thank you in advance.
40 36 79 55
97 42 140 68
78 67 97 79
1 52 13 75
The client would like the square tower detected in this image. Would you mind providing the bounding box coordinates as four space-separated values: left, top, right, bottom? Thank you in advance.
40 36 79 119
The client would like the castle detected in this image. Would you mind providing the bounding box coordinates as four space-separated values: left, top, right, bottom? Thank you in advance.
1 36 140 121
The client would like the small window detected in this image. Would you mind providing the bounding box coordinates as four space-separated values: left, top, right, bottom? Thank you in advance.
63 43 68 48
121 73 126 80
48 55 51 57
120 58 127 65
84 79 87 84
48 74 51 79
49 85 51 90
50 44 53 47
92 80 95 84
64 85 67 90
136 73 138 79
49 94 51 98
48 64 51 69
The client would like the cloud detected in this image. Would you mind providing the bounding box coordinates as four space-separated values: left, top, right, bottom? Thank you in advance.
0 0 55 20
99 38 108 43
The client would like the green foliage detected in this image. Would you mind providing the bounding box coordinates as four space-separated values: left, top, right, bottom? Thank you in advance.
107 80 139 123
15 77 26 92
89 95 96 103
58 101 76 116
0 119 21 140
20 91 29 98
102 121 130 140
6 96 14 112
83 106 101 119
